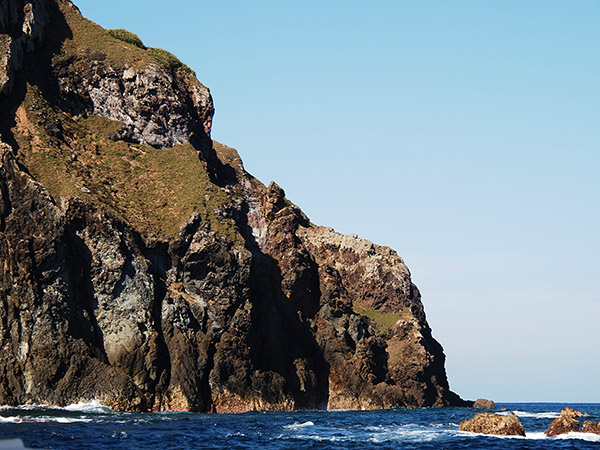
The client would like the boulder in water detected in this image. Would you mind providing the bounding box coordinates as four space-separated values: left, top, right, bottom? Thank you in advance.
459 412 525 436
472 398 497 409
545 409 583 437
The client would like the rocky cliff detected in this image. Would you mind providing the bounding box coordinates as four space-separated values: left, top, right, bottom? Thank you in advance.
0 0 467 412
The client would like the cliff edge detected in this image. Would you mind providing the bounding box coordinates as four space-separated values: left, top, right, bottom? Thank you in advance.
0 0 467 411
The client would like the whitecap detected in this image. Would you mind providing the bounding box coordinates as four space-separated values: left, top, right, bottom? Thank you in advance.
505 410 561 419
457 430 530 440
0 416 93 424
459 430 600 441
555 432 600 442
0 404 44 411
524 432 548 440
369 428 441 443
0 416 23 423
225 432 247 438
1 400 112 414
53 417 94 423
64 400 113 413
284 421 315 429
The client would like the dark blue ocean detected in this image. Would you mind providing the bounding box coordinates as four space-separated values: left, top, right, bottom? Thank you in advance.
1 402 599 449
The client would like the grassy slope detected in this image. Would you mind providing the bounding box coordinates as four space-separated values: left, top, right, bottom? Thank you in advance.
57 0 150 70
57 0 191 74
15 84 239 242
6 2 241 241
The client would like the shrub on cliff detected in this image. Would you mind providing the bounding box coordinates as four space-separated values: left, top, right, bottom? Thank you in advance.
148 47 193 75
108 29 146 49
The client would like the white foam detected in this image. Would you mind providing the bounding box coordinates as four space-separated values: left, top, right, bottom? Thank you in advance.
555 432 600 442
0 404 43 411
369 428 441 443
290 424 451 444
507 410 561 419
0 416 93 424
0 400 112 414
284 421 315 429
64 400 113 413
0 417 23 423
457 430 531 440
524 432 548 440
460 430 600 442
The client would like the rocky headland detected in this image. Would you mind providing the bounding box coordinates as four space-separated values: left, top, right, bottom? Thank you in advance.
0 0 467 412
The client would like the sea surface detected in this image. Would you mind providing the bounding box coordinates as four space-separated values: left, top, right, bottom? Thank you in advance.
1 402 599 449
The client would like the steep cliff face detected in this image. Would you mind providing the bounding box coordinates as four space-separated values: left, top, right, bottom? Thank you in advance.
0 0 467 411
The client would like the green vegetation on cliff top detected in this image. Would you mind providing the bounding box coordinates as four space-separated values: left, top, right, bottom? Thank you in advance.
107 29 146 49
58 1 192 75
16 84 240 242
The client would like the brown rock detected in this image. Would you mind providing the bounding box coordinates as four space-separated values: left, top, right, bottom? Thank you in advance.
0 0 468 412
473 398 497 409
562 407 588 418
545 408 592 437
459 412 525 436
582 421 600 434
545 414 580 437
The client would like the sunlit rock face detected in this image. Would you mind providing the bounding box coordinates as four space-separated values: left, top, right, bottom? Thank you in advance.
0 0 467 412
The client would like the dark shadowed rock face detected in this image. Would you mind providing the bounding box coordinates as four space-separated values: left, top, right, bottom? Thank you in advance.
459 413 525 437
0 0 467 412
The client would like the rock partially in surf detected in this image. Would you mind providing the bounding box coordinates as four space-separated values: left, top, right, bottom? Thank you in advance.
459 412 525 436
545 410 581 437
582 421 600 434
561 407 588 418
473 398 497 409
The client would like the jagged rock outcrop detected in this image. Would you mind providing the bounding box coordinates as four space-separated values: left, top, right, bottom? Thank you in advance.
298 226 462 408
546 408 591 437
459 413 525 437
54 47 214 148
0 0 466 412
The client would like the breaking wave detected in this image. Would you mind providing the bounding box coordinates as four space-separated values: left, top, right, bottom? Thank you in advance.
63 400 113 413
499 410 561 419
0 415 93 424
284 421 315 429
1 400 112 414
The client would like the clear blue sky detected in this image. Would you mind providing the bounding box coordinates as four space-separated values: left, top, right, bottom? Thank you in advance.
74 0 600 403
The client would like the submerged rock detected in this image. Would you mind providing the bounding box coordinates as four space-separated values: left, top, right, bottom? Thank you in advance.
459 413 525 437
